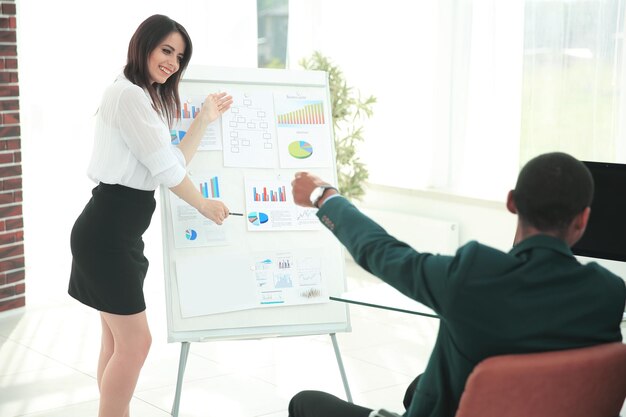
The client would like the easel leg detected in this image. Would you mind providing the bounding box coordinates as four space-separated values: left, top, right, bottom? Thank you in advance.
171 341 191 417
330 333 353 403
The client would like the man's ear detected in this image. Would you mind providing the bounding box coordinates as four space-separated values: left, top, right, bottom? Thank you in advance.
506 190 517 214
567 207 591 247
575 207 591 233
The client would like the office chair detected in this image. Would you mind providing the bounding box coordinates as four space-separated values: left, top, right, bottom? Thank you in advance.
455 342 626 417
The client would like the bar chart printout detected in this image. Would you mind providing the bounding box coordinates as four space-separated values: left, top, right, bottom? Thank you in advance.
200 176 221 199
274 93 332 169
252 249 327 308
168 192 228 248
181 101 201 119
276 101 325 126
244 177 321 232
173 94 223 150
252 185 287 202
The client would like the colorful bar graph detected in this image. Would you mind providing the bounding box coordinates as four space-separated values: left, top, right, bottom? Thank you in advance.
277 102 325 126
252 185 287 202
199 177 220 198
181 102 201 119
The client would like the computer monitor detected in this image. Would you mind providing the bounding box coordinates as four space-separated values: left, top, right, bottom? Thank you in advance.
571 161 626 262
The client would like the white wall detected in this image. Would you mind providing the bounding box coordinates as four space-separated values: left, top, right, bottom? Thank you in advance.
15 0 257 305
359 183 516 250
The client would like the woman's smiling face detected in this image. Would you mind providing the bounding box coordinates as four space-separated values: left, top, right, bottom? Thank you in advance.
147 31 185 85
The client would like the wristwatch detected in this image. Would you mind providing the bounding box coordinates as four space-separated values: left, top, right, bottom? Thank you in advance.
309 185 338 208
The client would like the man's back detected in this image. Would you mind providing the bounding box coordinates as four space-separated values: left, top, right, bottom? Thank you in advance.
317 197 626 417
407 235 624 417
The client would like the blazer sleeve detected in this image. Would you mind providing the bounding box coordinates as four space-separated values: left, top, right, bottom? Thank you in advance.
317 196 460 314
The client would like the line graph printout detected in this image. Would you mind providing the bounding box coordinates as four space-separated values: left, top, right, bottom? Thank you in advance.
274 93 333 169
171 95 223 151
175 248 328 318
253 249 327 308
244 176 321 232
222 90 277 168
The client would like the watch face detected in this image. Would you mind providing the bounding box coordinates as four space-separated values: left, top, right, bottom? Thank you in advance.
309 186 324 205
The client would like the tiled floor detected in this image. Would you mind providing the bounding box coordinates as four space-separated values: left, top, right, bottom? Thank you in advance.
1 254 624 417
0 258 440 417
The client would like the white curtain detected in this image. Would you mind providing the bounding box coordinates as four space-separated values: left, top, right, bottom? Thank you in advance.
445 1 524 199
521 0 626 165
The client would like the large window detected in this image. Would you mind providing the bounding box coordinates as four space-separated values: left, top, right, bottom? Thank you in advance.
520 0 626 165
287 0 626 200
257 0 289 68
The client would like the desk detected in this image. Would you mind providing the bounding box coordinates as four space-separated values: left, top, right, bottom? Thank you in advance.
330 283 439 319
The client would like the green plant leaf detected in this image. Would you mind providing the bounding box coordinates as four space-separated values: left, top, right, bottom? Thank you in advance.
299 51 375 201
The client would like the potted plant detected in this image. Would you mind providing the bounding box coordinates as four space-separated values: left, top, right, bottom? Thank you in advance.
299 51 376 201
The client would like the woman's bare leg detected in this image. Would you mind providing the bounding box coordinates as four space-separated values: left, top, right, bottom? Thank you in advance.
97 315 114 392
98 311 151 417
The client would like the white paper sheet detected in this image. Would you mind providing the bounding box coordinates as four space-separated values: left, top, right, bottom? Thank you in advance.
244 176 321 231
171 94 223 151
274 92 333 169
222 89 277 168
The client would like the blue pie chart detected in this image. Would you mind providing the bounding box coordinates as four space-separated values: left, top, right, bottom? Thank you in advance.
248 212 269 226
185 229 198 240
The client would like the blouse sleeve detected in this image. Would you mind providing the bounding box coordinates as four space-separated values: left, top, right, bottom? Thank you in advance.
116 85 186 187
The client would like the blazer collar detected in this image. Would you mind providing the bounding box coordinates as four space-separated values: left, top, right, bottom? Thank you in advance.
509 234 574 258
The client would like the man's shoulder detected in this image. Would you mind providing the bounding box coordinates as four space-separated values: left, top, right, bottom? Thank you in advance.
580 260 626 289
455 240 508 260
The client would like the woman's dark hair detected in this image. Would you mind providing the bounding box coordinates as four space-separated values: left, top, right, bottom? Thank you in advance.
124 14 192 128
512 152 594 236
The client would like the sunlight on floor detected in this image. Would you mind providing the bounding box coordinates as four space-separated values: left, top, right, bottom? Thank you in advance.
0 259 439 417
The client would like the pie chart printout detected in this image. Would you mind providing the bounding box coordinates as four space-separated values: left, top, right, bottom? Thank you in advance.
185 229 198 240
248 212 269 226
288 140 313 159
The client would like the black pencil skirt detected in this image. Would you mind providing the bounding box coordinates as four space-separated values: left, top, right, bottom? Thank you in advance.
68 183 156 315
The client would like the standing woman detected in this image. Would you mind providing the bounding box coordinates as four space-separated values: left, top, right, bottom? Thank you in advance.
68 14 232 417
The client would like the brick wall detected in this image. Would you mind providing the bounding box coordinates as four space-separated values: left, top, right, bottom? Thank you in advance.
0 0 24 313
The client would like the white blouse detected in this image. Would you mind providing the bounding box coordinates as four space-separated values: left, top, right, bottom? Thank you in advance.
87 75 186 191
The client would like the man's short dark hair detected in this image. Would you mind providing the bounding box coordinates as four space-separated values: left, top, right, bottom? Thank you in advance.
512 152 594 234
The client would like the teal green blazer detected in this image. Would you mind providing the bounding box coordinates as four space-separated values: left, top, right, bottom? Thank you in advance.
318 197 625 417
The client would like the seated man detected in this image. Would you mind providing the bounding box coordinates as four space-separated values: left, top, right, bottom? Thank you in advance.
289 152 626 417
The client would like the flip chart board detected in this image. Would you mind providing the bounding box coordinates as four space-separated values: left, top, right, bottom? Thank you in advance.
159 66 350 343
